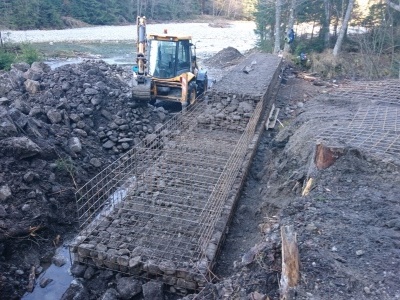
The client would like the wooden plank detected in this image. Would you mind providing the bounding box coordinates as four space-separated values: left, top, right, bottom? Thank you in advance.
268 107 280 129
265 104 281 130
265 104 275 130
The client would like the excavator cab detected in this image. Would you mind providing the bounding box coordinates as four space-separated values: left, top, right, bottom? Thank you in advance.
132 16 208 107
148 38 194 79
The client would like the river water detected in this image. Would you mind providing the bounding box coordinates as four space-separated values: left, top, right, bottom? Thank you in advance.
4 21 258 67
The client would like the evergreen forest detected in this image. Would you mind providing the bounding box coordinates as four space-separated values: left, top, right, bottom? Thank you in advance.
0 0 256 30
1 0 400 79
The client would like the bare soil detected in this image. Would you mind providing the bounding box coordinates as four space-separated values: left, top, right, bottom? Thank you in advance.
206 62 400 300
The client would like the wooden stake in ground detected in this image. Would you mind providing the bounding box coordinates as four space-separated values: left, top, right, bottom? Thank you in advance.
27 266 36 292
280 225 299 300
302 177 314 196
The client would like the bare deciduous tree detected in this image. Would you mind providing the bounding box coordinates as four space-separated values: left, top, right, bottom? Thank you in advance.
333 0 355 56
323 0 331 47
386 0 400 11
274 0 282 54
283 0 297 54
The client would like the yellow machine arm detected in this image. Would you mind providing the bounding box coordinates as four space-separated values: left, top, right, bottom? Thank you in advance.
136 16 147 83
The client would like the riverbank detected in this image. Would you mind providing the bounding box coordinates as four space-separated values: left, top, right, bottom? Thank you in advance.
2 21 257 57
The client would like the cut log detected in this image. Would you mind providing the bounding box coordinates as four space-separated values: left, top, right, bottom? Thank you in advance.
297 73 317 81
280 225 299 300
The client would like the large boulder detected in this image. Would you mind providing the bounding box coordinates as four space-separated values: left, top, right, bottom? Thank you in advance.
9 68 26 89
11 62 30 72
0 73 13 97
23 69 42 81
61 279 89 300
101 288 118 300
116 277 142 300
30 61 51 73
142 281 164 300
47 108 62 124
24 79 40 94
0 136 41 159
13 99 32 115
69 137 82 153
0 185 12 201
8 108 29 129
0 107 18 139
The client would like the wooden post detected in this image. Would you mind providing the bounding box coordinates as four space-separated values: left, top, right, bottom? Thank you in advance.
280 225 299 300
301 178 314 196
27 266 36 292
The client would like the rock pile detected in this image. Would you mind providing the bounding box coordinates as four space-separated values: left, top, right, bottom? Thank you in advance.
197 94 255 131
0 59 169 244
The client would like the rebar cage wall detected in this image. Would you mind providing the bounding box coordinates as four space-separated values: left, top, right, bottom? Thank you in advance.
71 53 282 292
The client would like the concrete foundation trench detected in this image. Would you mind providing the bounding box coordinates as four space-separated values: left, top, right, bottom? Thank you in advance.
70 53 282 294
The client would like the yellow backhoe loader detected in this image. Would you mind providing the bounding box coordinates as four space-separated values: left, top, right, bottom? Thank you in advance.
132 16 208 107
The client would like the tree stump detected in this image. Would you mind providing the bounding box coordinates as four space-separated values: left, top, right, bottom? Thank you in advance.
315 143 344 169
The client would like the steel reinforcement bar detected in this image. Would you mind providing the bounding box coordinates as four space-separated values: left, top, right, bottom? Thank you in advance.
70 53 282 293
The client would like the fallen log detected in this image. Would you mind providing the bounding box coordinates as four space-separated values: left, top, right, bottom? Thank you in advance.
296 73 317 81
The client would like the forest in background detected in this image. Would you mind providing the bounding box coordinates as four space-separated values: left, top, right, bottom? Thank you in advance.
0 0 256 30
253 0 400 79
1 0 400 79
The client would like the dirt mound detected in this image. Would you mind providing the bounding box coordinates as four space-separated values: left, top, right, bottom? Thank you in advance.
204 46 244 68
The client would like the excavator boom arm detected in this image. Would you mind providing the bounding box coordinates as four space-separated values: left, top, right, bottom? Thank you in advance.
132 16 151 101
136 16 147 80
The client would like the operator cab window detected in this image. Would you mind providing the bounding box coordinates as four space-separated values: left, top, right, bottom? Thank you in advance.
176 40 191 75
149 40 175 78
148 39 192 78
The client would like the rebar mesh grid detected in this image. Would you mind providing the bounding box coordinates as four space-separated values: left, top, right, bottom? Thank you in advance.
70 53 282 291
327 79 400 105
348 105 400 132
70 99 261 287
318 80 400 157
318 127 400 156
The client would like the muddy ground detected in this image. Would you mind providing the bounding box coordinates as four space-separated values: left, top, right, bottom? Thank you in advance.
209 67 400 300
0 47 399 300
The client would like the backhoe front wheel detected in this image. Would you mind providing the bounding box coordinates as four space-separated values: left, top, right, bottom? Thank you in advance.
186 83 197 106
